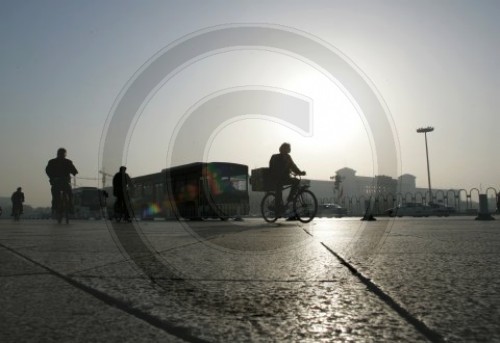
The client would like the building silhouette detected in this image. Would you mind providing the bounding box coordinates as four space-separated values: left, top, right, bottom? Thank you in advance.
328 167 460 203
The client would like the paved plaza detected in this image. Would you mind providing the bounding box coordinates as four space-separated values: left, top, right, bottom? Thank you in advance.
1 216 499 342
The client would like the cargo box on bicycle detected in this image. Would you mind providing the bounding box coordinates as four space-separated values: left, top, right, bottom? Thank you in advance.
250 168 274 192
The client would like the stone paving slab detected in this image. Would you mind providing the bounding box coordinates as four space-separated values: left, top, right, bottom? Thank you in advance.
314 217 500 342
1 217 499 342
0 248 188 343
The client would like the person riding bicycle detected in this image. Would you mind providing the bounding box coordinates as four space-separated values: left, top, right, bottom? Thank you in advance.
45 148 78 215
112 166 133 222
269 142 306 216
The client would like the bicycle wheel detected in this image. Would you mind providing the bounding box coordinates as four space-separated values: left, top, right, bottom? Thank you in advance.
56 192 70 224
260 192 278 223
293 189 318 223
57 203 63 224
64 194 70 224
114 201 122 222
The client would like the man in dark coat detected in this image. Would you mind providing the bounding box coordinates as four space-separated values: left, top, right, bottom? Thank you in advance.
45 148 78 213
11 187 25 219
269 142 306 215
113 166 133 221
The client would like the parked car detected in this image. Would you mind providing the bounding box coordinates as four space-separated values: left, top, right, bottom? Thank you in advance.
429 203 455 216
385 202 452 217
318 203 348 217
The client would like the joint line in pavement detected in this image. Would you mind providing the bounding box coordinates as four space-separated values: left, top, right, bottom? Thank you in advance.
320 242 445 343
0 243 210 343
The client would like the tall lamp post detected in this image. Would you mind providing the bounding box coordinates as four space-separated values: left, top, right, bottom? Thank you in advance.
417 126 434 204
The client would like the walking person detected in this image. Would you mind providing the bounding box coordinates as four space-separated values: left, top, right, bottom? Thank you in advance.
112 166 133 222
497 191 500 213
11 187 25 221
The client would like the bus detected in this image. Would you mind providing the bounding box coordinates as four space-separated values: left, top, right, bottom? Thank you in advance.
73 187 107 219
125 162 249 220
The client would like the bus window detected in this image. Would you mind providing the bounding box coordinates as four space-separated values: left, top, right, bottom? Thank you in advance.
230 174 247 192
175 179 198 202
208 174 247 194
155 183 163 202
143 184 153 197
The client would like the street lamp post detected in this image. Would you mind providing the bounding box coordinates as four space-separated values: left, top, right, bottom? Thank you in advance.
417 126 434 204
330 174 342 202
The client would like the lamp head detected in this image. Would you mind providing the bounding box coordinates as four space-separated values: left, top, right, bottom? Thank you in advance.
417 126 434 133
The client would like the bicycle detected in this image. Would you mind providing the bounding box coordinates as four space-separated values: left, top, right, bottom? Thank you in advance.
260 175 318 223
12 205 22 221
55 189 71 224
113 198 132 223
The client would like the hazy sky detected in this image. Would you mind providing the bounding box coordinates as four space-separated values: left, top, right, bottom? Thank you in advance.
1 0 499 207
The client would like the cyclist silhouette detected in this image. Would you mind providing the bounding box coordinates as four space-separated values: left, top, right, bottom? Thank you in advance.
45 148 78 215
269 142 306 215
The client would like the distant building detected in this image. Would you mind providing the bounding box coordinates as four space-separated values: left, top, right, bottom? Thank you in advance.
399 174 417 194
335 168 398 197
330 168 457 204
374 175 398 195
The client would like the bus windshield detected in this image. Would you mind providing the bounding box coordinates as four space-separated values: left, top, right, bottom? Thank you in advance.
219 174 247 193
205 163 248 196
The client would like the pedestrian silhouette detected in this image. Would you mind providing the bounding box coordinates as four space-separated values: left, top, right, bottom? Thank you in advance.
497 191 500 213
11 187 24 221
112 166 133 222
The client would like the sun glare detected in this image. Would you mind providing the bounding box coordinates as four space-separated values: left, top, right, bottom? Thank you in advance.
127 49 373 180
206 68 373 180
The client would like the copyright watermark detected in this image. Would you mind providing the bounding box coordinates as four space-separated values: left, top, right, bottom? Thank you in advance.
99 24 400 285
